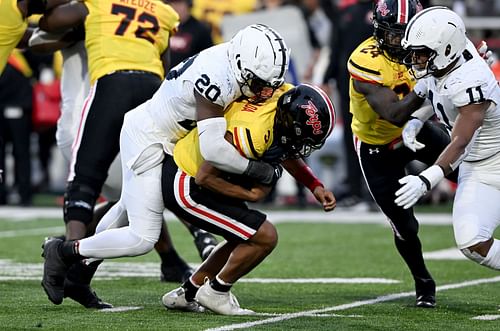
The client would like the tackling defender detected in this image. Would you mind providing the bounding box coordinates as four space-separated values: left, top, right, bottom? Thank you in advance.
41 24 292 304
162 83 336 315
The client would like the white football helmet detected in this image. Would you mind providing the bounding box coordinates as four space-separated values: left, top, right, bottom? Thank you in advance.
401 6 467 78
228 24 290 102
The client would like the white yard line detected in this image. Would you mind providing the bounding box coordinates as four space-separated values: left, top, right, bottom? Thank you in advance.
0 226 64 238
205 276 500 331
471 315 500 321
0 207 453 225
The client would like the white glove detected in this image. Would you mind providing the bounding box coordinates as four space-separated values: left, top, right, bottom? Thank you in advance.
28 28 66 47
402 118 425 152
394 175 428 209
395 165 444 209
477 40 495 67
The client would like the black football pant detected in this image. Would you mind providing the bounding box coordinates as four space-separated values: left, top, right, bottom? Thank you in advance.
357 120 457 282
64 71 162 224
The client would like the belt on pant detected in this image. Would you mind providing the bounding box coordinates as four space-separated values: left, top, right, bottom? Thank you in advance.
114 70 155 75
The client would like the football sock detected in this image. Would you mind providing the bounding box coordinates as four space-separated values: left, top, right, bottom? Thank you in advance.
182 278 200 301
60 240 82 263
394 235 433 281
210 275 232 292
159 249 187 267
66 260 102 284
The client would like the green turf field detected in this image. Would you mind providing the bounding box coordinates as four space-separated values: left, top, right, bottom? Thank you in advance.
0 210 498 330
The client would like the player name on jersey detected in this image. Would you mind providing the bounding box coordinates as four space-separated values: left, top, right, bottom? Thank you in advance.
118 0 157 13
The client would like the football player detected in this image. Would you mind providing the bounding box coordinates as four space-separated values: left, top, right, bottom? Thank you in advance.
347 0 456 308
0 0 68 73
395 7 500 271
41 24 292 305
38 0 181 308
30 9 218 284
162 83 336 315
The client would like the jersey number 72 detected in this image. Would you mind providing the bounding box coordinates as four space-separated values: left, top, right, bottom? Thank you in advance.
111 4 159 44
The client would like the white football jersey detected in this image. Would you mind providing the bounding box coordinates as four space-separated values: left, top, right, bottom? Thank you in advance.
143 42 240 149
416 41 500 162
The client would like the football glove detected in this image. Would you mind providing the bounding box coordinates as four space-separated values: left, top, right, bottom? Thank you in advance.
395 165 444 209
477 40 495 67
402 118 425 152
243 160 281 186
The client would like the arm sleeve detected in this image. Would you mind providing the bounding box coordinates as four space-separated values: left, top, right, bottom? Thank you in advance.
413 78 428 98
410 101 434 121
197 117 249 174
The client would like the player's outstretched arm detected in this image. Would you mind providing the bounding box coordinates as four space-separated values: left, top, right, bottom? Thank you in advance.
395 101 488 209
282 158 336 212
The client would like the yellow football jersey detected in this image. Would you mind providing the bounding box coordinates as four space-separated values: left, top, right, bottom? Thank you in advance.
174 83 294 177
191 0 257 44
0 0 27 74
348 37 417 145
84 0 179 83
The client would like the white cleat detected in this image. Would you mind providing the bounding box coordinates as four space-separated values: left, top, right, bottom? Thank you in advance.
162 287 205 313
195 279 255 316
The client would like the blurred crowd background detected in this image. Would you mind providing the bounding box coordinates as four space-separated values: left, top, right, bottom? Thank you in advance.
1 0 499 208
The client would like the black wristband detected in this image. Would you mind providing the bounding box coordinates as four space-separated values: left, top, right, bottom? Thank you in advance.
418 175 431 191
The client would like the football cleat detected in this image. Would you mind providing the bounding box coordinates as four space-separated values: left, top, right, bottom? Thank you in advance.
415 277 436 308
160 263 193 283
193 231 218 261
195 278 255 315
416 294 436 308
162 287 205 313
64 279 113 309
41 238 69 305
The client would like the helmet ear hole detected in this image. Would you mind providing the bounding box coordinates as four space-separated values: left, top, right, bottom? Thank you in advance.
445 44 451 56
236 55 241 70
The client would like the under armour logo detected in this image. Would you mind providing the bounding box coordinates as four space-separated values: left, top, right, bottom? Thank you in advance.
368 148 380 154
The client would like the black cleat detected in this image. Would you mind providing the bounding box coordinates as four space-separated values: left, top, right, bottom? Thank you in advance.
416 294 436 308
41 238 69 305
160 263 193 283
64 279 113 309
194 231 218 261
415 278 436 308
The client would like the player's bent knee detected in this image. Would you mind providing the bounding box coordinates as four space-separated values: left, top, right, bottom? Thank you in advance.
463 239 500 270
64 181 100 225
135 239 155 256
253 221 278 253
128 231 156 256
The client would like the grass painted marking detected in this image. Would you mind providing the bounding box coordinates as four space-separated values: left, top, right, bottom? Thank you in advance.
205 276 500 331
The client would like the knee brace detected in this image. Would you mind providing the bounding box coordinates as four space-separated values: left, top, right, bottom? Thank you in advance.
64 181 99 225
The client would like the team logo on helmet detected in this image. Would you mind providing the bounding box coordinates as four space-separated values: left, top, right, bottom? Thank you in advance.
301 101 323 135
376 0 390 17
